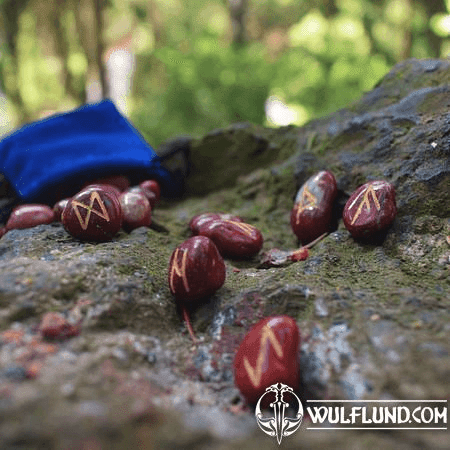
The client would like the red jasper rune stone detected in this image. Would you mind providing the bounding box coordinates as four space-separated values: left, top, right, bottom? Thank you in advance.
168 236 226 302
139 179 161 203
234 316 300 404
197 219 264 259
128 186 157 210
53 198 70 222
189 213 243 234
61 186 123 242
82 183 122 197
290 170 337 244
83 175 130 192
343 180 397 239
119 191 152 231
6 204 55 230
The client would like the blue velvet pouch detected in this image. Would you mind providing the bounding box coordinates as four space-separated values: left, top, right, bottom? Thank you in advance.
0 100 182 205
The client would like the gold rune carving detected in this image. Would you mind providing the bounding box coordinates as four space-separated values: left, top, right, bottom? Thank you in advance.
243 324 283 388
71 191 111 230
169 248 190 293
224 220 256 237
349 185 381 225
295 185 317 224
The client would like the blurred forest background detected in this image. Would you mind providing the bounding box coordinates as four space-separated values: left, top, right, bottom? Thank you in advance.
0 0 449 146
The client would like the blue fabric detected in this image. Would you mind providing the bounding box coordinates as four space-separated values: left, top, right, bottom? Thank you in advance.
0 100 180 204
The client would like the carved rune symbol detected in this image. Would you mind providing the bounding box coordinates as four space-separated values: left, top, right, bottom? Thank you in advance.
295 185 317 224
244 324 283 387
71 191 111 230
349 184 381 225
223 220 256 237
169 248 190 293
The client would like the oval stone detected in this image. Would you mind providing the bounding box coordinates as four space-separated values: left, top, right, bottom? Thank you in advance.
128 186 157 210
6 204 55 230
119 191 152 231
53 198 70 222
82 183 122 197
139 179 161 203
343 180 397 239
290 170 337 244
189 213 243 234
234 316 300 404
61 186 123 242
168 236 226 302
82 175 130 192
196 218 263 259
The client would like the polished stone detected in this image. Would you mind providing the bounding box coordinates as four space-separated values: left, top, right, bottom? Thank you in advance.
53 198 70 222
168 235 226 302
119 191 152 231
291 170 337 244
234 315 300 404
128 186 157 209
139 179 160 203
82 175 130 192
197 218 263 259
6 204 55 230
189 213 243 234
343 180 397 239
62 186 123 242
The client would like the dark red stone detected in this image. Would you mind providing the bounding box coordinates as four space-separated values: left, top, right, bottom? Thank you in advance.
6 204 55 230
0 227 6 238
168 236 226 302
290 170 337 244
119 191 152 231
234 316 300 404
53 198 70 222
82 183 122 197
139 179 160 203
128 186 157 209
196 218 263 259
61 186 123 242
189 213 243 234
39 312 80 339
82 175 130 192
343 180 397 239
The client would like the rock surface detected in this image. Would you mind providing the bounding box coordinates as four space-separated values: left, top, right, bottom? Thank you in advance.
0 58 448 449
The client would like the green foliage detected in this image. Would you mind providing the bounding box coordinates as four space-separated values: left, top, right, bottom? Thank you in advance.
132 35 273 145
0 0 449 143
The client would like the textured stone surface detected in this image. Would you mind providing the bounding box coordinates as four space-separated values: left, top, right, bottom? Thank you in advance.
0 59 448 449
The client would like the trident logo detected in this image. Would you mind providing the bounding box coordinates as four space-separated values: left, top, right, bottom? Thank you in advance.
255 383 303 445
